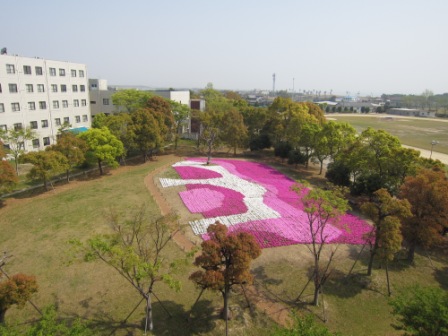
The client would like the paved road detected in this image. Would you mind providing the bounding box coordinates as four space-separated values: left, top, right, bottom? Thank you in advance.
402 145 448 165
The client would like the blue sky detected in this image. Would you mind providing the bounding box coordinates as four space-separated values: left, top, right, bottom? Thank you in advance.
2 0 447 95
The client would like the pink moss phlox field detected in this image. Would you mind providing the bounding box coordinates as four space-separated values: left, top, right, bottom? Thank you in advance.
180 184 247 217
174 158 372 248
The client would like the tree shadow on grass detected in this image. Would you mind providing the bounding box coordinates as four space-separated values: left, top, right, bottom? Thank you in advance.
150 299 216 336
323 270 364 299
433 266 448 290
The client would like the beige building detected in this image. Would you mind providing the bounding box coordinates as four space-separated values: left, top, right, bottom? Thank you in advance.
0 53 91 151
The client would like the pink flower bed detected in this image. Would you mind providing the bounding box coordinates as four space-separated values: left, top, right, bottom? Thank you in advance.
171 158 372 248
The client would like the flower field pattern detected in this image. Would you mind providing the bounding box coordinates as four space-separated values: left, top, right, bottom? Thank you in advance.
160 158 372 248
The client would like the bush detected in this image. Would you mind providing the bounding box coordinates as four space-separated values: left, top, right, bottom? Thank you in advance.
389 286 448 336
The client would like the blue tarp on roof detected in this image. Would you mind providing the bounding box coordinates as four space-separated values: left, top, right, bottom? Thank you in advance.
65 127 89 134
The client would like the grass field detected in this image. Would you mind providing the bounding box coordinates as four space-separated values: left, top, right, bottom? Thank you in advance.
327 114 448 155
1 149 447 335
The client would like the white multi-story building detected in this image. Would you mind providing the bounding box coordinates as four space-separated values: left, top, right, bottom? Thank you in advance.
0 53 91 151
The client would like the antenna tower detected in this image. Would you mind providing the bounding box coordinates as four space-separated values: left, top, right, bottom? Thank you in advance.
272 73 276 93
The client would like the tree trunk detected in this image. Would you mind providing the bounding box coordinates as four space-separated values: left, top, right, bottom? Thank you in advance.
368 235 379 276
66 169 70 183
98 159 104 175
222 287 230 321
407 243 416 263
386 261 391 296
319 161 323 175
145 295 153 332
313 257 320 306
0 307 6 324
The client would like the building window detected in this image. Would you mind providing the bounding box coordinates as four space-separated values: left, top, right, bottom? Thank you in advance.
49 68 56 76
91 83 97 89
0 103 4 113
79 70 85 77
71 69 77 77
39 101 47 110
0 125 7 132
72 85 78 92
81 99 87 106
75 115 81 123
14 123 23 131
51 84 58 92
90 101 96 104
9 84 18 93
23 65 32 75
103 98 110 105
6 64 15 74
0 83 2 93
43 137 50 146
30 121 38 129
11 103 20 112
32 139 40 148
37 84 45 93
28 102 36 110
59 68 65 76
80 85 85 92
55 118 61 126
53 101 59 109
41 120 49 128
61 84 67 92
63 117 70 124
73 99 79 107
35 66 43 75
82 115 88 122
62 100 68 108
26 84 33 93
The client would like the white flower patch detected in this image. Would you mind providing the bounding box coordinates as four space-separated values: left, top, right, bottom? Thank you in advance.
160 160 280 234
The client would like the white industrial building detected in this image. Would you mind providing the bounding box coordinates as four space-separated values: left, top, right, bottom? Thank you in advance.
0 53 91 151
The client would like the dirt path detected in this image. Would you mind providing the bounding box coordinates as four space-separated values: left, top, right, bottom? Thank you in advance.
144 154 292 326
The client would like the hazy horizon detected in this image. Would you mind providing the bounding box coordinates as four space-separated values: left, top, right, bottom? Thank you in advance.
2 0 447 96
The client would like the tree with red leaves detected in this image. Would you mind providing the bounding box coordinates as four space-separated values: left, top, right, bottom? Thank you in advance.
0 273 38 323
190 222 261 326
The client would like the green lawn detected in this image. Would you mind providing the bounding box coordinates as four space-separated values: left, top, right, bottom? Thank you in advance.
327 114 448 155
1 152 446 335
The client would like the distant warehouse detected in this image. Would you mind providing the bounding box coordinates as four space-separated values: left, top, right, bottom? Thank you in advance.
388 108 435 118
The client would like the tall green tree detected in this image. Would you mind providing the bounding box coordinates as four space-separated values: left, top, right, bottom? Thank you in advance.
70 209 182 332
220 107 248 155
190 222 261 326
399 168 448 262
292 183 349 306
0 128 36 175
47 132 87 182
21 151 69 191
145 96 175 141
361 189 411 278
78 127 124 175
111 89 153 113
170 101 190 149
130 109 163 162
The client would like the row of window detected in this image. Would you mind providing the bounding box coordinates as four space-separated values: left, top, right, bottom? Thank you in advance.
0 115 89 133
1 83 86 94
29 115 89 129
0 99 88 112
6 64 85 77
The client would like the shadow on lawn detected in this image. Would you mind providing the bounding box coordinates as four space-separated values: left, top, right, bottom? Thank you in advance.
433 266 448 290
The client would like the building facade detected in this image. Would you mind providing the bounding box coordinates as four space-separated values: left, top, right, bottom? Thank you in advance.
0 54 91 151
